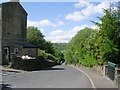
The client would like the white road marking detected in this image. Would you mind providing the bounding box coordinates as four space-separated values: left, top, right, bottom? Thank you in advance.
70 65 96 89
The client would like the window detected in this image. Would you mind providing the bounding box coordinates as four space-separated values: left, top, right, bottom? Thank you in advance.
28 50 32 56
14 48 18 54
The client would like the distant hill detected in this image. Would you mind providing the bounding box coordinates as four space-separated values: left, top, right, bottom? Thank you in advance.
53 43 68 52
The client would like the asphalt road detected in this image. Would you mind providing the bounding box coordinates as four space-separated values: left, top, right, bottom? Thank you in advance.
2 65 92 88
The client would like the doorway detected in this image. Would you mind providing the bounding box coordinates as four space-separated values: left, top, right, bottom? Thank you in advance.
4 47 10 63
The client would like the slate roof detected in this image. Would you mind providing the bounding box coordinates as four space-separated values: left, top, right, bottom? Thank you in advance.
1 1 28 15
12 42 38 48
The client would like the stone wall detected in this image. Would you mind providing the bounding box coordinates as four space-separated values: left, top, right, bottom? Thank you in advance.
1 2 28 64
104 65 120 88
11 55 56 71
0 2 39 65
2 2 27 41
93 65 120 88
115 68 120 88
93 66 104 76
22 48 38 57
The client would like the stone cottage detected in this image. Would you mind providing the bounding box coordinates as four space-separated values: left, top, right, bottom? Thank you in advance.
0 1 38 65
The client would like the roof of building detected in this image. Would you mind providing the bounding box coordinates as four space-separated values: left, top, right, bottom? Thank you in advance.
12 42 38 48
0 1 28 15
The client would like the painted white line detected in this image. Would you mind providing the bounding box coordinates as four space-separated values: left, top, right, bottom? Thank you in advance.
70 65 96 89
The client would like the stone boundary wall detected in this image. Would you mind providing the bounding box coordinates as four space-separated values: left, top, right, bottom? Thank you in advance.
11 55 56 71
94 65 120 88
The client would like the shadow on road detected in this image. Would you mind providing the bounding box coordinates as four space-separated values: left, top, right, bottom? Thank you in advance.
43 67 65 71
1 83 13 90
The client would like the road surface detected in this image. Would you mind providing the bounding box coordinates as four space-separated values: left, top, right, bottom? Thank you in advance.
2 65 92 88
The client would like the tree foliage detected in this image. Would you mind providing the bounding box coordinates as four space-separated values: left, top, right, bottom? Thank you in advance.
64 28 98 67
65 5 120 66
27 26 54 55
94 8 120 64
53 43 68 52
27 26 64 64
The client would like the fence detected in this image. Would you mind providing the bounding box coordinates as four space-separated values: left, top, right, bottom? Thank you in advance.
105 62 120 88
107 62 117 80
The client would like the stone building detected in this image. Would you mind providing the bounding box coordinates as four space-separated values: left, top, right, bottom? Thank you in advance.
0 1 38 65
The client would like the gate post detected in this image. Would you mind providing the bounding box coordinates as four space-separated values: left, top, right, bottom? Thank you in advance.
114 67 120 88
103 65 108 77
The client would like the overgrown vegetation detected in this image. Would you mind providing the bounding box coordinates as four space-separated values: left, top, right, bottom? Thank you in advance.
27 27 54 55
64 28 98 67
53 43 68 52
64 5 120 67
27 26 64 64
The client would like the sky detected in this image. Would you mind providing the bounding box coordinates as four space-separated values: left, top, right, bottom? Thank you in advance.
1 0 119 43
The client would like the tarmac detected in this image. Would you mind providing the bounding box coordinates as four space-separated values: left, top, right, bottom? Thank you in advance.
0 65 24 73
71 65 119 88
0 65 119 89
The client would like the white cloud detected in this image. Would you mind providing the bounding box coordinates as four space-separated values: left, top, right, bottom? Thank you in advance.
74 0 90 8
27 20 39 27
113 6 118 11
65 11 85 22
56 20 65 26
91 25 98 29
39 20 54 27
65 1 110 22
45 24 97 43
50 30 64 36
40 28 45 33
94 1 110 13
81 4 94 17
27 19 64 28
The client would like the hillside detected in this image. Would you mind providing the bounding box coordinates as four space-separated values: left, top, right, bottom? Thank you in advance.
53 43 68 52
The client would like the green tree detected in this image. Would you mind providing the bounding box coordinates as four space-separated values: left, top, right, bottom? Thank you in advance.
27 26 54 55
27 26 64 64
27 26 45 49
65 28 98 67
65 3 120 66
93 7 120 64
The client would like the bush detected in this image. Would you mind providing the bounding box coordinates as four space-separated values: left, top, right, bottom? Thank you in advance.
64 28 98 67
38 49 58 63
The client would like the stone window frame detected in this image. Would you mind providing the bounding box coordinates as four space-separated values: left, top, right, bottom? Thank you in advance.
14 48 18 54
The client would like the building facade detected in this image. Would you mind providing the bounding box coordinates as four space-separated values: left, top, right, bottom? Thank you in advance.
0 1 38 65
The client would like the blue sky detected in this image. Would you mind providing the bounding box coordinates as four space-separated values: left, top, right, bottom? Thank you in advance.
1 0 119 43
